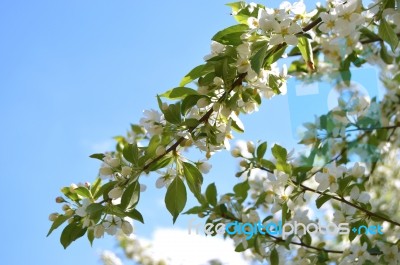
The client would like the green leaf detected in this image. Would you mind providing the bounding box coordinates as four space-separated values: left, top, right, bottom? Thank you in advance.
264 44 287 66
226 1 246 13
205 183 218 206
250 44 269 74
60 223 87 249
184 206 205 214
339 56 352 86
183 118 199 128
123 143 139 165
233 180 250 203
165 177 187 223
146 135 161 157
160 87 199 99
47 214 71 237
316 194 332 209
383 0 395 8
231 117 245 133
90 178 102 197
215 57 236 86
126 209 144 224
349 219 367 242
256 142 267 159
182 162 204 200
163 102 182 125
120 181 140 210
180 64 214 86
271 144 287 162
146 155 174 172
281 203 288 225
260 159 276 171
226 2 251 24
74 187 92 199
212 24 249 46
270 248 279 265
380 42 394 64
87 229 94 246
276 161 291 175
89 153 105 161
302 233 312 246
297 36 314 71
61 187 79 202
379 19 399 52
104 204 126 218
181 95 203 115
359 27 380 41
86 203 105 219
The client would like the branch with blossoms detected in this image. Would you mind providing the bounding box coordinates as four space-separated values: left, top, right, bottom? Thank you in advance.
48 0 400 264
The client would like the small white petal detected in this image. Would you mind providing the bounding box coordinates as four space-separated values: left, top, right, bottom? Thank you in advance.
108 187 123 199
284 35 298 46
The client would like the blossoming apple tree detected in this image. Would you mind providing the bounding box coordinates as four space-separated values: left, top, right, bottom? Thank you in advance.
48 0 400 264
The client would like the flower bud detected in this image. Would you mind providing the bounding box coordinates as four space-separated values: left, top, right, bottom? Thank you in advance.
247 141 255 153
100 166 113 176
197 98 210 108
49 213 59 221
156 146 166 156
240 160 248 168
108 187 123 199
213 76 224 86
62 204 70 211
69 183 78 193
198 161 212 174
65 209 75 216
85 182 91 188
121 221 133 235
231 148 241 157
162 102 169 111
55 196 66 203
108 158 120 168
94 224 105 238
121 166 132 176
185 139 193 147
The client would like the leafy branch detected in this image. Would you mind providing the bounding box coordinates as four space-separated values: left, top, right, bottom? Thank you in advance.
257 165 400 227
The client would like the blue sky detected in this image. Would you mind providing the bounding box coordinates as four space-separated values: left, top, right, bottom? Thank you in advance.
0 0 380 264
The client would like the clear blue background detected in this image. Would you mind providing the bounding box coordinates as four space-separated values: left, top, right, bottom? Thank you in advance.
0 0 378 264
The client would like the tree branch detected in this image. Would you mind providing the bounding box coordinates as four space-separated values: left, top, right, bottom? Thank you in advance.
226 215 344 254
257 165 400 227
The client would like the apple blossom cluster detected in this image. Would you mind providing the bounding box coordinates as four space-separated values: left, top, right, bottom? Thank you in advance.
193 137 398 263
48 0 400 264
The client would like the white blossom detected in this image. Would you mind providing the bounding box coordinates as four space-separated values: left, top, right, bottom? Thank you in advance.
75 198 91 217
264 19 302 45
315 164 345 192
139 109 164 136
197 160 212 174
204 41 225 60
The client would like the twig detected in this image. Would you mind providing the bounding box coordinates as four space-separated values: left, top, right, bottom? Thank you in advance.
257 165 400 227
